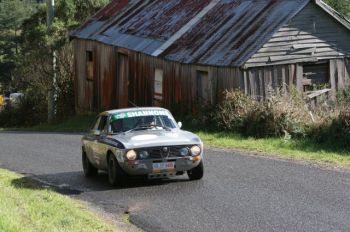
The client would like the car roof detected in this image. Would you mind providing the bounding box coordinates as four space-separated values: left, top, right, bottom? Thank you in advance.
101 107 171 116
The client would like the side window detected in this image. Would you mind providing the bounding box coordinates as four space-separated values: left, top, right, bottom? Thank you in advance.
91 117 101 132
98 116 108 134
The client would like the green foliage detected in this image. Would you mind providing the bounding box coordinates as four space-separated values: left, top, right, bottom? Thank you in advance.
0 169 117 232
0 0 37 84
324 0 350 19
337 86 350 105
194 88 350 149
13 0 110 124
305 110 350 149
0 89 47 128
211 90 309 138
196 131 350 169
216 90 254 131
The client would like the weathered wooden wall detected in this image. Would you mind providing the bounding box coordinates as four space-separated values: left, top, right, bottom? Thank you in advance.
74 40 117 112
243 58 350 99
245 3 350 68
330 58 350 96
74 36 350 114
74 39 241 113
242 64 299 99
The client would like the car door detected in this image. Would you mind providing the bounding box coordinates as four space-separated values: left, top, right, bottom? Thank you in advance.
84 116 101 165
93 115 109 168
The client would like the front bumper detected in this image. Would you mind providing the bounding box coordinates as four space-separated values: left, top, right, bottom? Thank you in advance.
118 156 202 177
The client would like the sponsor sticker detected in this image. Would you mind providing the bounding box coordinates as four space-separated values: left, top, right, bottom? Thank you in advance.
112 110 169 121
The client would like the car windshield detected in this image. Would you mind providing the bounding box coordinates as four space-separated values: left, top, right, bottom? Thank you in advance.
110 110 177 134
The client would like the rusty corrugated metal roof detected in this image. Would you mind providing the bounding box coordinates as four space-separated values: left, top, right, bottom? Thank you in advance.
71 0 311 67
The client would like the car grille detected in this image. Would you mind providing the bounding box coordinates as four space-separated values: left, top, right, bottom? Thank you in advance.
137 146 189 159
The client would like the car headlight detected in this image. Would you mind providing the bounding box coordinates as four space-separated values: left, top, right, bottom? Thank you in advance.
190 145 201 156
126 150 137 160
179 147 189 156
139 151 149 159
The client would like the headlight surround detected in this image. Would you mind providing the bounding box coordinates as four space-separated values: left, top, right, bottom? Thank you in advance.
139 150 149 159
126 150 137 161
190 145 201 156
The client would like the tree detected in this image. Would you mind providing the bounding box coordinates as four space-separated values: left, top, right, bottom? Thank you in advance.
14 0 110 121
324 0 350 19
0 0 36 85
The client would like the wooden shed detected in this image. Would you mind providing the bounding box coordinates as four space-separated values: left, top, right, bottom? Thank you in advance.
70 0 350 113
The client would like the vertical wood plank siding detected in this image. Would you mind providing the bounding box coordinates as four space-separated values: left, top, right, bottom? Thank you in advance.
330 58 350 97
74 39 241 113
243 65 292 99
244 58 350 99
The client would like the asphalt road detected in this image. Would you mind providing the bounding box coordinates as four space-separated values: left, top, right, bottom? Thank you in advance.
1 132 350 232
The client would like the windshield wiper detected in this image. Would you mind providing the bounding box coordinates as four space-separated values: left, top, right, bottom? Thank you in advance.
124 125 152 133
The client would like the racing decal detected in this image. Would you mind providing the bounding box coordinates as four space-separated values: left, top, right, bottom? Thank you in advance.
111 110 169 121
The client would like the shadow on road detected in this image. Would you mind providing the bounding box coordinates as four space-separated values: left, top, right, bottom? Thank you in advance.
11 171 191 196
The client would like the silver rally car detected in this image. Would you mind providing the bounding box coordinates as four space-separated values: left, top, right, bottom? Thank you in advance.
82 107 204 185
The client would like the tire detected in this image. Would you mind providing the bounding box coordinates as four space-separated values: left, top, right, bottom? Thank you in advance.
82 151 98 177
108 154 127 186
187 160 204 180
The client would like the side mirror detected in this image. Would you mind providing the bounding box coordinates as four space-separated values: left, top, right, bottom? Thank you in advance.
93 130 101 136
178 122 183 129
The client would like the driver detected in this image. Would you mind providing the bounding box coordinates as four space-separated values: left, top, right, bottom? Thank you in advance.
143 116 157 126
111 120 123 133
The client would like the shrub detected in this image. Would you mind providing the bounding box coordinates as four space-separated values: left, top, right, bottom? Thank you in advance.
308 110 350 149
337 86 350 105
213 89 310 138
216 90 253 131
0 89 47 128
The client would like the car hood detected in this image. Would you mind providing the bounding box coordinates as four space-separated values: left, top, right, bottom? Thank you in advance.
111 129 201 149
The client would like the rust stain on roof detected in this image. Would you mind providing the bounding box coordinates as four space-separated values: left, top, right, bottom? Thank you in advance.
71 0 311 67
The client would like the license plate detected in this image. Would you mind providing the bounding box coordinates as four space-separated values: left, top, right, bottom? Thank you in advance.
152 162 175 173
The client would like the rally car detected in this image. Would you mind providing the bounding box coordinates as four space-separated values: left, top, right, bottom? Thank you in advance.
81 107 204 186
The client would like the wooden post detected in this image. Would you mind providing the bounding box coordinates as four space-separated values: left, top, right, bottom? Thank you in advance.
296 64 303 92
47 0 55 123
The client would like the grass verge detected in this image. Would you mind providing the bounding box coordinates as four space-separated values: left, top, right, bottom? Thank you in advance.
197 131 350 169
0 168 117 232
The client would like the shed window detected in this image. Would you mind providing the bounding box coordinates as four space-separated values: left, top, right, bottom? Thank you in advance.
86 51 94 81
197 70 211 103
154 69 163 105
303 63 329 92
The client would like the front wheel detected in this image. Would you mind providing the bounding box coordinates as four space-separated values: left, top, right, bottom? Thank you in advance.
187 160 204 180
108 154 127 186
82 151 98 177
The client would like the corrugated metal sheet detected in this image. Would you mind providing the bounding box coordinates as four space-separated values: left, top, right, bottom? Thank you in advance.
71 0 311 67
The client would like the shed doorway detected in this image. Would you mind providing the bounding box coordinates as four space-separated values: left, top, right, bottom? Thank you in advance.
196 70 212 104
117 53 129 108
